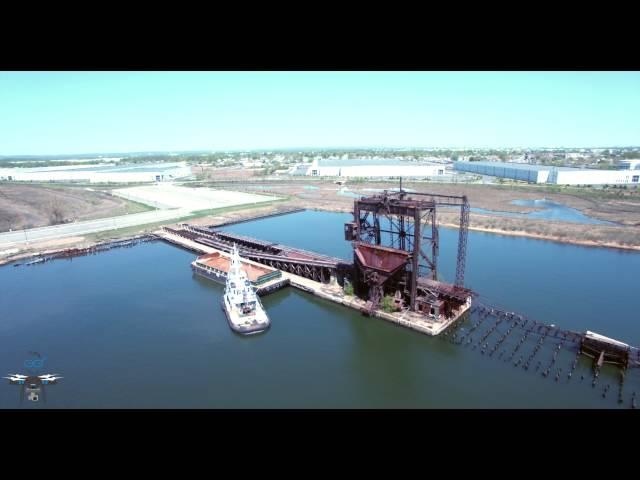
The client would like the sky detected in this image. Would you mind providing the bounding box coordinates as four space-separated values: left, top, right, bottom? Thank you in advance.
0 71 638 155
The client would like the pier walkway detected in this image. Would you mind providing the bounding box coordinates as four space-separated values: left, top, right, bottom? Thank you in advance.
281 270 470 335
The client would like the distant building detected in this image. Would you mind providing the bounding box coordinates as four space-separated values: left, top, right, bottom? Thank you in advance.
620 159 640 170
508 154 529 164
304 158 445 178
454 161 639 185
0 162 192 183
288 164 312 176
241 160 264 168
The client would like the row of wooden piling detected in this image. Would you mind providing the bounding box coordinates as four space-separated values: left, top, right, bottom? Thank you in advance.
13 235 156 267
442 304 639 408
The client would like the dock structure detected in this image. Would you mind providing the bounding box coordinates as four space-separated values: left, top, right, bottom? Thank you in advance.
344 186 474 324
156 202 640 382
155 185 478 336
153 186 640 369
210 207 307 228
156 228 289 296
170 224 352 285
279 269 471 336
581 331 635 368
154 188 638 359
155 225 472 336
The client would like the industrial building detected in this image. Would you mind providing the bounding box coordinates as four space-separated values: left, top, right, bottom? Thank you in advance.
454 161 640 186
620 159 640 170
296 158 447 178
0 162 192 184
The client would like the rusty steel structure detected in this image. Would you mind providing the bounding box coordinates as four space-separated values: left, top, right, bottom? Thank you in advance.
165 226 351 284
156 210 640 390
344 182 472 314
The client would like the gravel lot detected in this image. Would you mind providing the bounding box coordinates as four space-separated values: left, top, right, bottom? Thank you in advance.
112 184 279 211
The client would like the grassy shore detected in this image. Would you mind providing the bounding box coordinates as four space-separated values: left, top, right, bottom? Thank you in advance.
3 179 640 266
85 197 291 243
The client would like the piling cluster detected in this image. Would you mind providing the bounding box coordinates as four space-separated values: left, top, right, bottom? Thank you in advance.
13 236 155 267
442 304 640 409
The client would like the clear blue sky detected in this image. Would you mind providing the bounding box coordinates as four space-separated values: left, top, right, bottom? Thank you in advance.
0 71 638 155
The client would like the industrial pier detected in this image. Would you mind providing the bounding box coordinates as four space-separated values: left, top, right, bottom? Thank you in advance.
13 182 636 402
156 186 475 336
155 186 640 380
157 226 471 336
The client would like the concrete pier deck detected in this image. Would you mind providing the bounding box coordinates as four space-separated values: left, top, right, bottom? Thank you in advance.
281 271 470 335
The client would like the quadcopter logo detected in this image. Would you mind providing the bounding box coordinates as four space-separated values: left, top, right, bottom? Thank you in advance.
4 352 62 403
24 352 46 371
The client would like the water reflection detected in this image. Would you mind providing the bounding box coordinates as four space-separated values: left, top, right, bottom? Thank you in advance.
2 211 639 408
461 199 615 225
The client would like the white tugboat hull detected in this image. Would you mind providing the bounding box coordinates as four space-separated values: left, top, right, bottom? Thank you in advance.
221 297 270 335
221 243 271 335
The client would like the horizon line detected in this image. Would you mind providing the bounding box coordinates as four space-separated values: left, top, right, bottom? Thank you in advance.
1 145 639 158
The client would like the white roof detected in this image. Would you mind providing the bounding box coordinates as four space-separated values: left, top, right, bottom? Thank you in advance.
584 330 629 349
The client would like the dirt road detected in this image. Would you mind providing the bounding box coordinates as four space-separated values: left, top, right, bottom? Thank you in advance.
0 185 279 248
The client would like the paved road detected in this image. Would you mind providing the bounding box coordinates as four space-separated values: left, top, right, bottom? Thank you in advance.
0 185 280 249
0 208 191 248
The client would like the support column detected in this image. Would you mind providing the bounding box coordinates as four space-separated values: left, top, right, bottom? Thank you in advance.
411 207 420 311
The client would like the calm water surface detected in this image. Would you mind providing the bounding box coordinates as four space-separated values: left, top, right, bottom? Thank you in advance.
1 210 638 408
468 198 614 225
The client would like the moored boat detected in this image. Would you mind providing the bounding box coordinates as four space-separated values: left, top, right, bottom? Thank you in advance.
221 244 270 335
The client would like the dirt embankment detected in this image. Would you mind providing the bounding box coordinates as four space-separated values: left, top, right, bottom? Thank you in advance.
0 203 305 266
3 180 640 264
219 180 640 250
402 183 640 226
0 184 144 232
223 180 640 221
435 210 640 251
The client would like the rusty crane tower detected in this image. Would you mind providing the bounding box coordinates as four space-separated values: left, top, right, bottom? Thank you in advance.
344 180 472 316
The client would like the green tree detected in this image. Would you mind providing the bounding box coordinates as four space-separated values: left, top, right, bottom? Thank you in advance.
381 294 395 313
344 282 354 296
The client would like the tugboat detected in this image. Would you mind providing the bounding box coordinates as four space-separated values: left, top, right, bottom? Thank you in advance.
221 243 270 335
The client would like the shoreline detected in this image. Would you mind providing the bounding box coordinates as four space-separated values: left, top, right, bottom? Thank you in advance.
438 222 640 252
2 203 639 267
0 234 154 267
304 205 640 252
303 205 640 252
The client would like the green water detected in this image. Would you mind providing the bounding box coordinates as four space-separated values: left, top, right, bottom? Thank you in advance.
1 211 639 408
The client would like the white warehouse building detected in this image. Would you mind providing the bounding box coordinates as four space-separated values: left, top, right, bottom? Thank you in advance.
0 162 192 184
620 159 640 170
302 158 446 178
454 161 640 186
